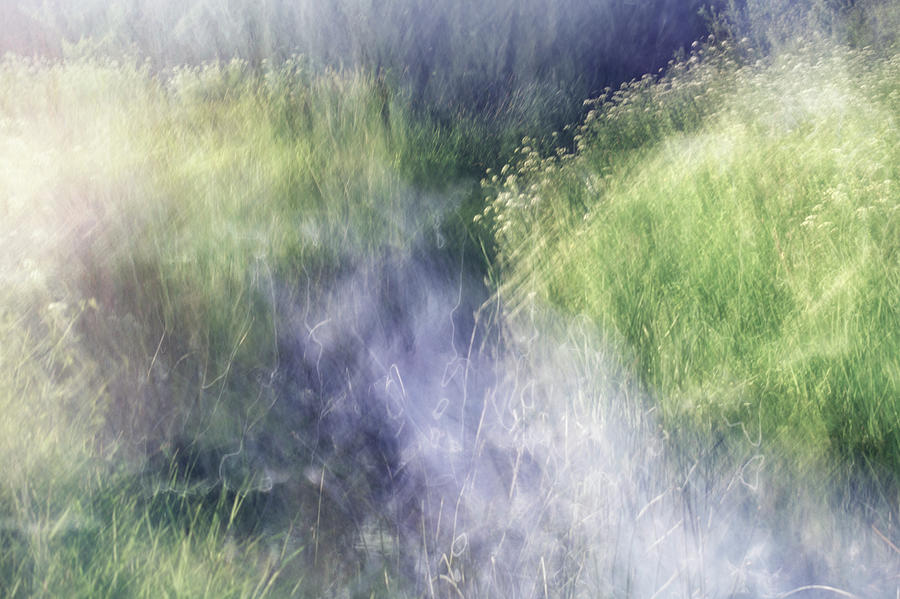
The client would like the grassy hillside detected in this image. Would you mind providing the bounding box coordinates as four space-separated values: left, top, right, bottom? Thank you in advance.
2 1 899 597
485 37 899 486
0 54 490 596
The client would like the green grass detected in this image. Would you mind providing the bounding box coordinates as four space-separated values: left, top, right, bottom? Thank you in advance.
0 52 486 597
486 38 900 484
2 2 900 596
7 0 711 117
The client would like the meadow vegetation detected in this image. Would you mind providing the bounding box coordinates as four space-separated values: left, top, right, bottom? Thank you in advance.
485 36 900 489
1 0 899 596
0 48 534 594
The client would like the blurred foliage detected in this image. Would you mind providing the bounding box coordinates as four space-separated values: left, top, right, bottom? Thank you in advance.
1 0 899 595
4 0 717 132
486 35 900 485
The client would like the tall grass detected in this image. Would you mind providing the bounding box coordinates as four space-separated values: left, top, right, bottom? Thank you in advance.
6 0 716 142
0 52 487 596
485 37 900 487
2 1 899 596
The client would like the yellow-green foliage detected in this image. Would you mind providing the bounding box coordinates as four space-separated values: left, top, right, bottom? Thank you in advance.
0 52 442 442
486 40 900 477
0 54 457 596
2 5 899 594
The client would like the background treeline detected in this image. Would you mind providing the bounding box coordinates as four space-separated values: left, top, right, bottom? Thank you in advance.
4 0 715 131
5 0 894 148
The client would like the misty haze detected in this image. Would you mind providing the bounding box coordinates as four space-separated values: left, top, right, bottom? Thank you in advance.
1 1 898 597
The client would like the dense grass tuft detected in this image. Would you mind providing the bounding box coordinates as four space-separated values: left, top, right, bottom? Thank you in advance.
486 38 900 487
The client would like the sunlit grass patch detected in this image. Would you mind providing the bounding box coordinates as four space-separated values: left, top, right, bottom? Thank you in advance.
489 40 899 481
0 53 478 596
